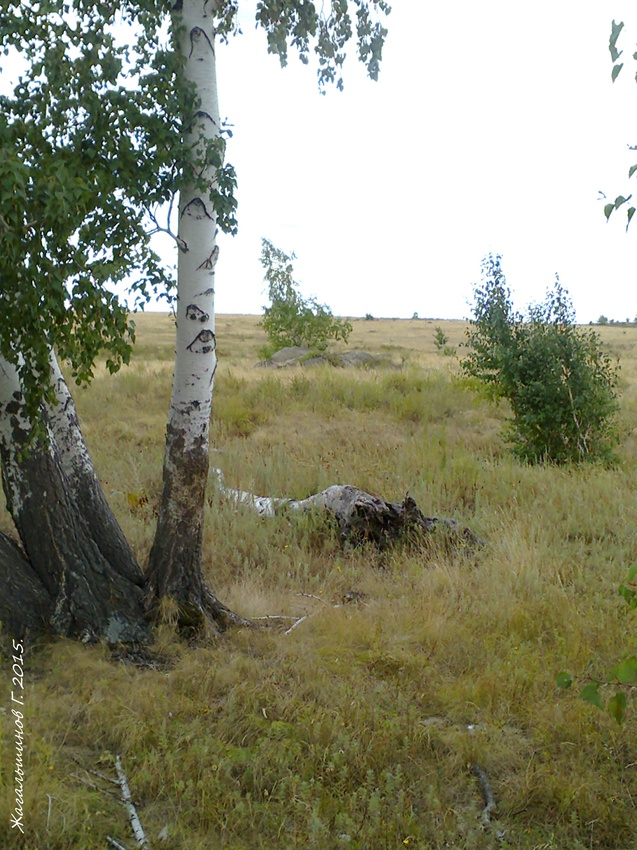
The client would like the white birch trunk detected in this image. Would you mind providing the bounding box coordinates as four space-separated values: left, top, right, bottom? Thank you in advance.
169 0 220 443
146 0 242 630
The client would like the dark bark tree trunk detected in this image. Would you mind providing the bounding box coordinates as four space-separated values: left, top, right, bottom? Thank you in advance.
0 530 52 638
46 352 144 587
0 358 150 643
145 425 247 635
0 426 150 642
0 353 246 643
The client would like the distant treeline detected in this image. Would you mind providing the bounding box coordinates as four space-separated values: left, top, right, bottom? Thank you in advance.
594 315 637 326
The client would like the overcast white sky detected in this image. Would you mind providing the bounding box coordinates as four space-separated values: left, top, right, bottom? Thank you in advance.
4 2 637 321
199 0 637 322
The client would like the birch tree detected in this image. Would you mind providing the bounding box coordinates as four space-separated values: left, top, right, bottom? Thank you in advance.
144 0 237 631
0 0 391 639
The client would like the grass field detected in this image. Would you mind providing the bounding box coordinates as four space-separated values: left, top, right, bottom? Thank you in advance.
1 314 637 849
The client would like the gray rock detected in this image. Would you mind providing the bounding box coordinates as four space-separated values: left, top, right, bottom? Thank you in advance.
338 350 383 367
261 346 311 367
259 347 385 369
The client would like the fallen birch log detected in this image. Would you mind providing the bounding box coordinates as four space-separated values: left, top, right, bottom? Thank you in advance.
115 755 151 849
211 469 482 549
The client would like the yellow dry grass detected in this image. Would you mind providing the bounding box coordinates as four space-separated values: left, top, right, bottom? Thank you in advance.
1 314 637 849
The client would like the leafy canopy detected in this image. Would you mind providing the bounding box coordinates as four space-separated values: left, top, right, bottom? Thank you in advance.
463 255 621 465
1 0 184 417
260 238 352 352
256 0 391 90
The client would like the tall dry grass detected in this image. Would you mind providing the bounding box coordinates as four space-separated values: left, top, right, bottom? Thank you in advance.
1 314 637 849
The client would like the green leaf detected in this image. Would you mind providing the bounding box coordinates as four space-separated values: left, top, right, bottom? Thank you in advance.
629 164 637 179
608 691 627 724
627 208 636 231
557 671 574 690
611 656 637 684
604 202 615 220
626 563 637 582
581 682 603 709
609 20 624 62
618 583 637 608
612 63 624 82
615 194 631 207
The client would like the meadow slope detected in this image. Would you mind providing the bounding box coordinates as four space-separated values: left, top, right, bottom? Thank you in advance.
1 315 637 849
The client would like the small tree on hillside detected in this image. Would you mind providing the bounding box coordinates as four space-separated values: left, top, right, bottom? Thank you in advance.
260 238 352 352
463 254 621 465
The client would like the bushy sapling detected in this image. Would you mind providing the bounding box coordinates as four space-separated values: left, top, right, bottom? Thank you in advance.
260 238 352 354
463 254 621 464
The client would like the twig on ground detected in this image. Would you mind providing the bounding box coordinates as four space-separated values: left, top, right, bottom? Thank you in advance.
115 755 151 849
71 755 119 785
296 592 333 606
472 764 497 825
263 589 361 636
107 837 129 850
251 615 299 621
284 616 307 635
71 771 121 800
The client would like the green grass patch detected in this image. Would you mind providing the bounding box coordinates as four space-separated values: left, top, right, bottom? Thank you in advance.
2 316 637 849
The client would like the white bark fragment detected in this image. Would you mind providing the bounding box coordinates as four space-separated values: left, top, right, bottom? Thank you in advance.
210 468 349 517
0 355 42 516
45 349 96 485
115 755 150 849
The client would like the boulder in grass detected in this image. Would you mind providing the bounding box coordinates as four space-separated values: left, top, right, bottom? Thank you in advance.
259 347 385 369
259 347 312 368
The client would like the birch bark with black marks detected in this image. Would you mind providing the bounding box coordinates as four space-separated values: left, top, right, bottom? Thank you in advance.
0 356 149 642
46 351 144 587
145 0 240 632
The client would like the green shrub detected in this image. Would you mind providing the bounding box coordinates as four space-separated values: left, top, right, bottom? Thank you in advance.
463 254 621 464
260 238 352 352
433 325 456 357
433 326 448 351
